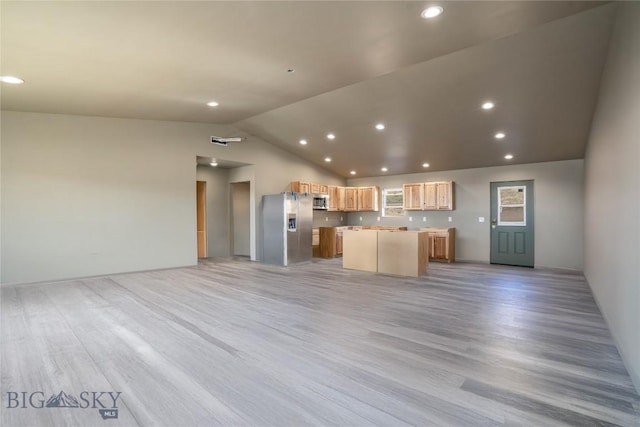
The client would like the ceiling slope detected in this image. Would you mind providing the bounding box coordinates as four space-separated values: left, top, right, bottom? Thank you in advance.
1 1 614 176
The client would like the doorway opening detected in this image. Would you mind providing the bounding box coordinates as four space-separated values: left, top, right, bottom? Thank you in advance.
490 180 534 267
231 182 250 257
196 180 207 258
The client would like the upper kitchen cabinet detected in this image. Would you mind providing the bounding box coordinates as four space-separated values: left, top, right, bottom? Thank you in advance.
403 183 424 210
344 187 359 211
328 186 346 211
404 181 455 211
293 182 379 212
436 181 454 210
424 182 437 210
291 181 311 194
310 183 328 194
358 186 380 212
291 181 329 195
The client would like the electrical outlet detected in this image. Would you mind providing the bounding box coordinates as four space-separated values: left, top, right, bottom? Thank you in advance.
448 216 452 222
359 216 363 221
377 216 381 221
479 217 485 223
340 216 343 221
422 217 427 222
325 216 329 221
409 217 413 222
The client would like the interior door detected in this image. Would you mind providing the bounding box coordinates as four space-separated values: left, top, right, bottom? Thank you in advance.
490 180 534 267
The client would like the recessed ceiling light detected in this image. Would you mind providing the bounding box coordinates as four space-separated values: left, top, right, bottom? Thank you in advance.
350 170 356 175
422 163 430 168
327 133 336 140
481 101 495 110
0 76 24 84
324 157 332 162
375 123 385 130
504 154 514 160
299 139 307 145
207 101 219 107
381 167 388 172
421 6 443 19
495 132 506 139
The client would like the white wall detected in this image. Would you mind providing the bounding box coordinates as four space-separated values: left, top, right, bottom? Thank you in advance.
312 211 346 228
231 182 251 256
347 159 584 270
0 111 344 284
584 3 640 392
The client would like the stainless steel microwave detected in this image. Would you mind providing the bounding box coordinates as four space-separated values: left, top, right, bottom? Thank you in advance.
312 195 329 210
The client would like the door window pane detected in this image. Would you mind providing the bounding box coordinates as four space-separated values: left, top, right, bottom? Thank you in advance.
498 186 526 226
500 187 524 205
500 206 524 222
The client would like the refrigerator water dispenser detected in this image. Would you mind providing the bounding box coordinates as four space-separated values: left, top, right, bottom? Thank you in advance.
288 214 297 232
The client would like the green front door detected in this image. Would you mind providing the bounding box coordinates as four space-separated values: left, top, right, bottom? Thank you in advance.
490 180 534 267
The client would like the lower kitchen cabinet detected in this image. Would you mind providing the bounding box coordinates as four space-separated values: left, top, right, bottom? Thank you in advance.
319 227 347 258
420 227 455 262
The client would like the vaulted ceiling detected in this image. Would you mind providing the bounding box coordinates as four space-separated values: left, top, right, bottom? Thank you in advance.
1 1 615 177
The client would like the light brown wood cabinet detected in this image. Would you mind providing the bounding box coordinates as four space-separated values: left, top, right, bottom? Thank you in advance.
292 182 379 211
424 182 437 210
420 227 455 262
344 187 359 211
328 185 346 211
291 181 329 195
357 186 379 212
403 181 455 210
436 181 454 210
290 181 311 194
403 183 424 210
319 226 347 258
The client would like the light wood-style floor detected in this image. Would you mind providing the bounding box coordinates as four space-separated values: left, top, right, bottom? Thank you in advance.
2 258 639 426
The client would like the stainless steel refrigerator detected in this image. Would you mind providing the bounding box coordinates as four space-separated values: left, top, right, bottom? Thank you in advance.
261 192 313 266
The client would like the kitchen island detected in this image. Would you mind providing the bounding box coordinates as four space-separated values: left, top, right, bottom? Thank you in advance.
317 225 408 259
342 229 429 277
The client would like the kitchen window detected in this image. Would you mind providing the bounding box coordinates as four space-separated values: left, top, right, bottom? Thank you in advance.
382 188 404 217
